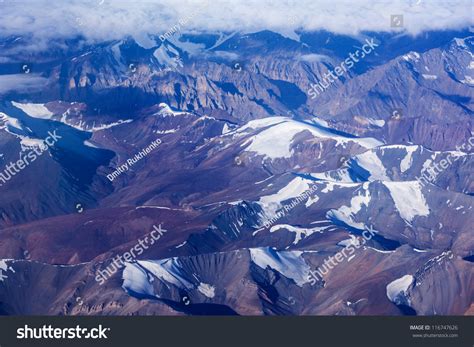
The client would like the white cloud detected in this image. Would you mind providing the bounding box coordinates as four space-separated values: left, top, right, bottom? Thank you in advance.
213 51 239 60
0 74 49 95
298 54 330 63
0 0 471 47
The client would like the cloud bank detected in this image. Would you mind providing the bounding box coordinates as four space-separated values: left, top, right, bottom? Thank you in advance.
0 0 472 46
0 74 49 95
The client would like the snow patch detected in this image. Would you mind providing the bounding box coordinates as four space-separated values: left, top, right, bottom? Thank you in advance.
461 75 474 85
454 37 468 49
122 262 155 296
122 258 194 297
402 51 420 62
12 101 54 119
155 128 178 134
0 112 23 130
337 235 361 247
354 151 389 181
197 282 215 298
383 181 430 223
368 118 385 127
249 247 310 286
156 103 188 117
89 120 133 132
327 184 371 229
222 123 231 134
239 117 382 159
422 74 438 80
0 260 15 283
400 146 417 173
83 140 99 148
259 177 312 219
270 224 327 244
20 136 46 150
386 274 414 305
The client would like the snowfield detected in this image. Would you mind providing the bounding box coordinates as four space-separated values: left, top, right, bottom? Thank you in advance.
12 101 54 119
386 274 414 305
238 116 383 159
383 181 430 223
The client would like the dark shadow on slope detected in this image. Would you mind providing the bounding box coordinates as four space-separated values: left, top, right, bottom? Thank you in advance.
267 78 307 110
328 217 402 251
462 255 474 263
161 299 239 316
397 304 417 316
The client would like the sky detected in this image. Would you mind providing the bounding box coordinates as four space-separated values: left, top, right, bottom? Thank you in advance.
0 0 472 48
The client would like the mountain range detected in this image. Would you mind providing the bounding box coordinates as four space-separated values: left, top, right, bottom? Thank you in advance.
0 28 472 316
